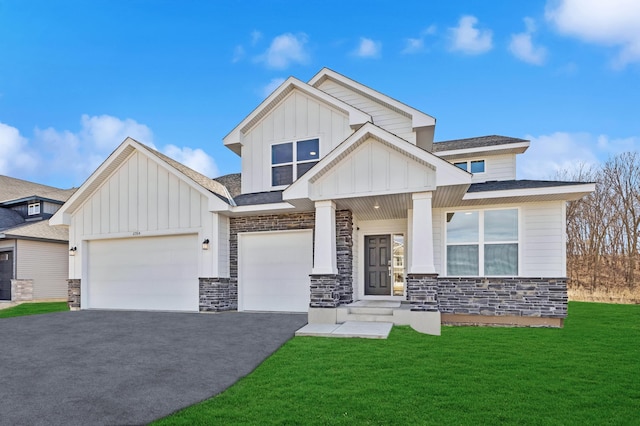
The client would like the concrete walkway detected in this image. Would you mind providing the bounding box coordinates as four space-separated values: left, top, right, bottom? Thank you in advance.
296 321 393 339
0 310 307 426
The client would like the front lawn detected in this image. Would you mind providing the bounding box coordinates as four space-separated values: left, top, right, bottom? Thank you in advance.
155 302 639 425
0 302 69 318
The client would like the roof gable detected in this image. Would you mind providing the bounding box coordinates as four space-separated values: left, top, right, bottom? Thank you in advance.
223 77 371 155
51 138 231 225
284 123 470 202
308 68 436 129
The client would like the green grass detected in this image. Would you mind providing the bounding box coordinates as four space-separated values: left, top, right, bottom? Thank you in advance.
155 302 640 425
0 302 69 318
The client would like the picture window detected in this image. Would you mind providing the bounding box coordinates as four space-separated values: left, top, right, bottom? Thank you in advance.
271 139 319 186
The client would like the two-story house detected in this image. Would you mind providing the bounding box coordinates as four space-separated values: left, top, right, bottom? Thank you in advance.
51 68 594 334
0 175 75 301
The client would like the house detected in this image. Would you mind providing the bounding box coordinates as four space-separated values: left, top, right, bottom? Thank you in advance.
0 175 75 302
50 68 594 334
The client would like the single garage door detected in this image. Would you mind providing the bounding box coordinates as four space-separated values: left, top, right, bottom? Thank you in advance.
87 234 199 311
239 230 312 312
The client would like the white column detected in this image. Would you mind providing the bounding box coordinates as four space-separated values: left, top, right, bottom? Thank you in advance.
312 200 337 275
409 192 436 274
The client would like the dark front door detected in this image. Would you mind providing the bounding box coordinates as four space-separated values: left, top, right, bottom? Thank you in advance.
365 235 391 296
0 251 13 300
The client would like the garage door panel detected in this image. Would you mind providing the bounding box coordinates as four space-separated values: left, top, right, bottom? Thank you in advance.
239 230 312 312
87 234 198 312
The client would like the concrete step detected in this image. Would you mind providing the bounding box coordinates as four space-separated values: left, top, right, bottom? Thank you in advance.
348 306 394 315
295 321 393 339
343 313 395 322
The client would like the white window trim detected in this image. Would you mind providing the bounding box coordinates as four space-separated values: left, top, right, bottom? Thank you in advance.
28 202 41 215
444 207 520 277
453 159 486 174
270 138 320 189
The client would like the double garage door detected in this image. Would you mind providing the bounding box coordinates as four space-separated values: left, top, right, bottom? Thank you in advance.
239 230 313 312
87 235 199 312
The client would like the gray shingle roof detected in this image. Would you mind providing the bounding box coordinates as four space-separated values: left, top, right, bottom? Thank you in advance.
234 191 283 206
433 135 528 152
0 208 24 231
0 219 68 242
468 180 591 193
0 175 76 203
213 173 242 198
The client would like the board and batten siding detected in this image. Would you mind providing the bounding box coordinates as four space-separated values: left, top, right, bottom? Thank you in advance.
316 79 416 144
311 138 435 199
68 150 228 280
16 240 67 299
433 201 566 278
241 90 353 194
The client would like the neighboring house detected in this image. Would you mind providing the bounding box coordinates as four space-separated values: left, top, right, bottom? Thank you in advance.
0 175 75 301
51 68 594 334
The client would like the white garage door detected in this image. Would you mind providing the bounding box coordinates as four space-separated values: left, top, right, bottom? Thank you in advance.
87 234 199 312
239 230 312 312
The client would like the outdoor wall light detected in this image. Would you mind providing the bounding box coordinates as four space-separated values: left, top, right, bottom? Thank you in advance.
202 239 210 250
69 246 77 256
373 202 380 209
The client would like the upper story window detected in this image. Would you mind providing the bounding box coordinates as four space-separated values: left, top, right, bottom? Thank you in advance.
28 202 40 216
271 138 319 187
454 159 485 173
446 208 518 276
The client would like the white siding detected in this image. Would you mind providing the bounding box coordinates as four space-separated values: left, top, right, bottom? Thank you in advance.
317 80 415 143
241 90 353 194
73 151 205 238
445 153 516 183
43 202 61 215
521 201 565 277
311 138 435 199
434 201 566 278
16 240 68 299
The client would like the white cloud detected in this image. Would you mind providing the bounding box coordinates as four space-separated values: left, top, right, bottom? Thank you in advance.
509 17 548 65
0 122 38 176
250 30 262 46
546 0 640 68
402 25 437 54
0 115 218 187
518 131 640 179
261 77 286 98
232 45 245 63
449 15 493 55
163 145 219 178
354 37 382 58
257 33 309 69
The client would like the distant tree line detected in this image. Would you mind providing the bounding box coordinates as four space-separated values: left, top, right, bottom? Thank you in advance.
561 151 640 297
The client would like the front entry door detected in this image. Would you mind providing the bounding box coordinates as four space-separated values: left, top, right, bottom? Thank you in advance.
0 251 13 300
365 235 391 296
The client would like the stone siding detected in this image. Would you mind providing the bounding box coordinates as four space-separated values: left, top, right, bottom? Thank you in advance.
406 274 439 311
336 210 354 305
437 277 568 318
11 279 33 302
310 274 340 307
68 279 81 310
199 277 233 312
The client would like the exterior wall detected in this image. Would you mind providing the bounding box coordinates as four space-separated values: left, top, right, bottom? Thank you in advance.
316 79 416 143
437 277 567 318
11 279 33 301
441 153 516 183
310 138 436 199
43 201 62 215
68 278 81 310
16 240 67 299
241 90 353 194
336 210 353 304
68 150 221 281
199 277 232 311
433 201 566 278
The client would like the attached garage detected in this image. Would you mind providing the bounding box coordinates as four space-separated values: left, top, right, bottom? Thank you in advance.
238 230 313 312
86 234 199 312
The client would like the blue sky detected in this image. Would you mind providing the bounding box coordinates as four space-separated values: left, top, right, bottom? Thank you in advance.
1 0 639 188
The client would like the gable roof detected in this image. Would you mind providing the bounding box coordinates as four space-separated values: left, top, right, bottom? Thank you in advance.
433 135 529 158
0 208 24 230
308 67 436 129
0 175 76 204
213 173 241 198
51 138 233 225
0 219 68 242
223 76 372 155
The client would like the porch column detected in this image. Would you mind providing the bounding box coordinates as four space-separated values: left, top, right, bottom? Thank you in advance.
312 200 337 274
409 192 436 274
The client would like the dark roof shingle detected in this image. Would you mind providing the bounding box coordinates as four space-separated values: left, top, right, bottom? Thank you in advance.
433 135 528 152
468 180 591 193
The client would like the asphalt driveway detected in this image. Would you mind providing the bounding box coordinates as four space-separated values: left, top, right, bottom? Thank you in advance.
0 310 307 426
